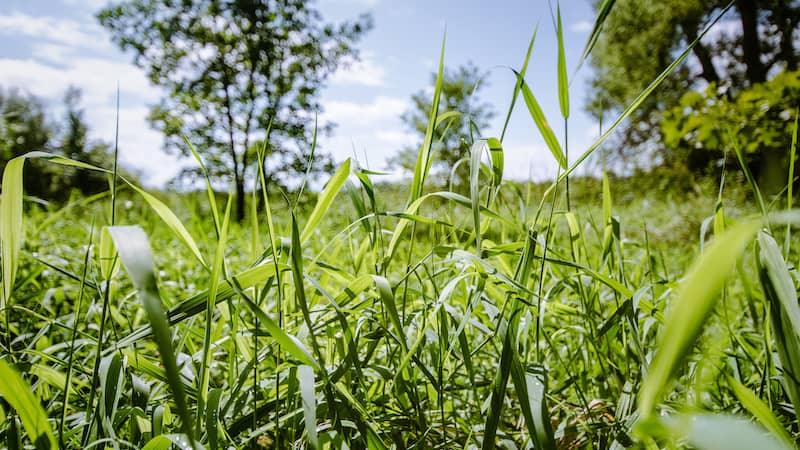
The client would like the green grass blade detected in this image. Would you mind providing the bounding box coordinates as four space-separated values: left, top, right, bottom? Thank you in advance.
487 137 504 194
205 388 222 450
727 376 794 446
556 4 569 119
298 365 318 448
671 414 791 450
470 140 483 253
1 157 25 308
106 225 196 446
728 128 767 218
556 3 733 185
757 231 800 418
141 434 197 450
184 136 221 235
514 71 566 169
501 25 537 141
0 358 57 449
786 110 797 255
576 0 615 71
409 31 446 205
126 184 208 269
301 159 351 244
638 219 761 417
238 292 318 369
99 353 125 431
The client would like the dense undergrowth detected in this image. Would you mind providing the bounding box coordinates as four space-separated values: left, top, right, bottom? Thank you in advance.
1 5 800 450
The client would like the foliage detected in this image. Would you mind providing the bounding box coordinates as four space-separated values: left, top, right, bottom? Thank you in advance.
587 0 800 169
662 69 800 191
0 86 114 202
98 0 372 222
389 62 494 191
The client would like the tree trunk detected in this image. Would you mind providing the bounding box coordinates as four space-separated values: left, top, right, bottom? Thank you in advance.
736 0 767 84
235 175 246 223
758 151 785 198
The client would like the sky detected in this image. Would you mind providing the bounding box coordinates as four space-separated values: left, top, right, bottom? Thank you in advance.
0 0 602 187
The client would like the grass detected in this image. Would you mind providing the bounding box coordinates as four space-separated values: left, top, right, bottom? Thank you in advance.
0 4 799 450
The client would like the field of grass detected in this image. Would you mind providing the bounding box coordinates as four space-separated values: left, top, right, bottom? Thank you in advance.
1 7 800 450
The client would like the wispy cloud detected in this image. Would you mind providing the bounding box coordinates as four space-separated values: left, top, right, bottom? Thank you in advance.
330 52 386 87
569 20 593 33
0 12 112 53
323 95 408 127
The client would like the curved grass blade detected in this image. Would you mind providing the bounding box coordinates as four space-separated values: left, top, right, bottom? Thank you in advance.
470 140 484 253
514 71 566 169
501 26 537 141
757 231 800 418
487 137 504 193
576 0 615 71
298 365 318 448
0 358 57 449
638 219 760 418
555 3 734 185
301 159 351 244
670 414 790 450
127 184 208 269
727 376 793 446
106 225 196 446
141 434 197 450
409 31 446 205
205 388 222 450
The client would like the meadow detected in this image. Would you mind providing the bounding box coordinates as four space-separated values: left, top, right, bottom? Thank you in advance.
1 7 799 450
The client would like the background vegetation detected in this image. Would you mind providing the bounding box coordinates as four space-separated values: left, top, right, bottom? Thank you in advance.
0 0 799 449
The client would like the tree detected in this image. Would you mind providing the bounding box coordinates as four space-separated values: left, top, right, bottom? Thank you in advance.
390 63 494 191
98 0 372 222
0 86 115 201
587 0 800 186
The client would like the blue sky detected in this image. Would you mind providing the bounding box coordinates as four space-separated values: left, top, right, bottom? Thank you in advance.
0 0 601 186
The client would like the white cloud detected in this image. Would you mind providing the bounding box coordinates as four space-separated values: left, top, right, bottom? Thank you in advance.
0 12 112 53
62 0 112 10
323 95 408 127
330 53 386 87
319 0 381 7
569 20 593 33
0 57 159 105
375 130 416 147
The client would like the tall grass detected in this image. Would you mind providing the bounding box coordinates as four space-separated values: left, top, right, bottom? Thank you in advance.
0 2 798 449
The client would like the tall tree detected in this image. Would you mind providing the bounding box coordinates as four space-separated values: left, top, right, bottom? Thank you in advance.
98 0 372 221
587 0 800 181
390 63 494 191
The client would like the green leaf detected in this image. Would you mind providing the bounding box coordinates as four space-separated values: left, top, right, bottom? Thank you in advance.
0 358 57 449
672 414 791 450
576 0 615 71
205 388 222 450
106 225 196 446
514 71 566 169
127 184 208 269
298 365 318 448
409 31 446 204
638 219 761 417
727 376 793 446
556 4 569 119
301 158 351 244
757 231 800 418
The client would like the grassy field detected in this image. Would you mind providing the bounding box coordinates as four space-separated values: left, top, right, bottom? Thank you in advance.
1 8 800 450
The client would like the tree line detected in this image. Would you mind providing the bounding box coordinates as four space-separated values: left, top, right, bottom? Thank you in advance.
2 0 798 219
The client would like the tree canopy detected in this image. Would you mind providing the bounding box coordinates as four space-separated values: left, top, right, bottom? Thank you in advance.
98 0 372 221
390 63 494 191
587 0 799 186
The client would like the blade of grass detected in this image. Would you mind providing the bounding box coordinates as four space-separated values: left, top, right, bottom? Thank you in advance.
0 358 57 449
409 31 446 205
638 219 761 418
298 365 318 448
727 375 793 446
106 225 196 447
757 231 800 420
300 159 351 244
514 71 566 169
